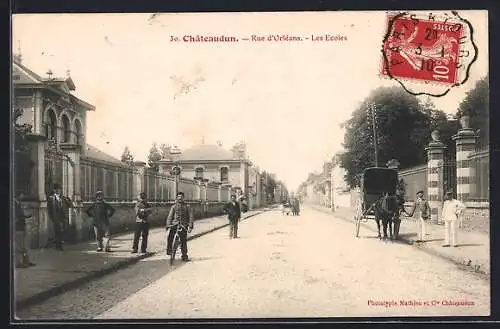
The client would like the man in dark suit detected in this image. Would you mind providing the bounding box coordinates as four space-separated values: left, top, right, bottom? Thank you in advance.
132 192 153 254
46 183 73 250
224 194 241 239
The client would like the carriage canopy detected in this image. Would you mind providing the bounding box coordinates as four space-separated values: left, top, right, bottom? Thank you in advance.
362 167 399 195
359 167 398 213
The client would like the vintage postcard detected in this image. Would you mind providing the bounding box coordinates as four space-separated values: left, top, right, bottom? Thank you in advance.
12 10 489 321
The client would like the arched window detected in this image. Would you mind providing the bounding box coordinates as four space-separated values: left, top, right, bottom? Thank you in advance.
195 167 204 179
45 109 57 140
220 167 229 183
75 120 83 145
61 114 71 143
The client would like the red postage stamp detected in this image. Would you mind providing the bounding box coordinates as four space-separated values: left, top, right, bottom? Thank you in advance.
381 11 477 96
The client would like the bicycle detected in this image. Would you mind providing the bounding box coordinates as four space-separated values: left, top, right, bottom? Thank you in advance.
168 224 189 265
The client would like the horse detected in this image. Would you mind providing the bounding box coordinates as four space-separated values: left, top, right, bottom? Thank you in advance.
371 194 405 240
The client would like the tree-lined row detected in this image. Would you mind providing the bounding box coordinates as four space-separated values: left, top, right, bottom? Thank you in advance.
299 75 488 190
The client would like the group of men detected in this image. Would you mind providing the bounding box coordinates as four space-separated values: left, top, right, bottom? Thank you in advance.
399 189 466 247
15 182 247 267
85 191 246 262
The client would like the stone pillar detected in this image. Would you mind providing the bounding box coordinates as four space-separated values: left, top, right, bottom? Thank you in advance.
60 143 83 242
133 161 146 198
453 126 477 202
425 139 446 224
24 134 48 248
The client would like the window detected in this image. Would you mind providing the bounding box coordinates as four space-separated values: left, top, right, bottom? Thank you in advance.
45 109 57 141
220 167 229 183
61 115 71 143
195 167 204 179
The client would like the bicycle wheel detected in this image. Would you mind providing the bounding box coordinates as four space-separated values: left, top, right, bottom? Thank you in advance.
170 235 179 265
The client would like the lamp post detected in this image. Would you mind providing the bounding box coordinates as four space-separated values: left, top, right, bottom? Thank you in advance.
169 146 182 198
369 102 379 167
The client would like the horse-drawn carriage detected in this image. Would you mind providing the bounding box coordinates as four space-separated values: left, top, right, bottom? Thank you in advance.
354 167 403 239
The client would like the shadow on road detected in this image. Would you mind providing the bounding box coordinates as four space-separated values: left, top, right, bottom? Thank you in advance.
17 254 190 320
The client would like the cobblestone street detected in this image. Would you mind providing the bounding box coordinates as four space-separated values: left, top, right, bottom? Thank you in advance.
16 206 489 320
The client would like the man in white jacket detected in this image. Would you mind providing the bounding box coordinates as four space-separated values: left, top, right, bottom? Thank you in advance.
441 190 466 247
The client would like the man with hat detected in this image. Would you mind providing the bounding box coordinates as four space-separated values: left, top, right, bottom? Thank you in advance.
132 192 153 253
166 192 193 261
441 190 466 247
224 194 241 239
46 183 73 250
86 191 115 252
407 190 431 243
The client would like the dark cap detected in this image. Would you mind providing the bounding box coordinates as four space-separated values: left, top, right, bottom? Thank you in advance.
416 190 424 195
96 190 103 196
176 192 185 197
139 192 147 198
446 190 453 195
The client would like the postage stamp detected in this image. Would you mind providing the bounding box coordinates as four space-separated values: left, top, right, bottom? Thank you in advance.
381 11 478 97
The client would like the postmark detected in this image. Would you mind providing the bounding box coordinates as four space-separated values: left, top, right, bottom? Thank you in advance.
381 11 478 97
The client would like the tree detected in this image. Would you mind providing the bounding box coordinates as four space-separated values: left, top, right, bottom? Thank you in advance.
158 144 173 160
14 108 35 194
147 143 162 172
457 75 489 147
231 141 247 159
121 146 134 165
338 86 450 188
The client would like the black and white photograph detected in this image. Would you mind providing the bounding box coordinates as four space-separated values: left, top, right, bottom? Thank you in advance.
11 10 490 320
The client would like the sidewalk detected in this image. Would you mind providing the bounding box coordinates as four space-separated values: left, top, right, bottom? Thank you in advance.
15 208 270 310
309 205 490 277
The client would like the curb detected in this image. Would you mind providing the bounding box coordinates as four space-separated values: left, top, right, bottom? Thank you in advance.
310 205 490 279
16 210 267 311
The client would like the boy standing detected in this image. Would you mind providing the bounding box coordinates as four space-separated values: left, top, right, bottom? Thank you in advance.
407 190 431 243
86 191 115 252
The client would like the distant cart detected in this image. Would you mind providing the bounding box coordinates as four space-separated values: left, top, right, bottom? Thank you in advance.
280 203 295 216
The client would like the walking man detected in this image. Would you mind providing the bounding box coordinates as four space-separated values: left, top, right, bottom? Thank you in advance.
293 198 300 216
132 192 153 254
86 191 115 252
15 191 35 268
224 194 241 239
407 190 431 243
166 192 193 261
441 190 466 247
47 183 73 250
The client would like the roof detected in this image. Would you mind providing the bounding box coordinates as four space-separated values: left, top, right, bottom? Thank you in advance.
12 60 95 111
82 144 128 167
177 144 235 162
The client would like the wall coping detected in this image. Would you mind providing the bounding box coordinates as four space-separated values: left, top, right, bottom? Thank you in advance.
403 200 489 209
399 164 427 175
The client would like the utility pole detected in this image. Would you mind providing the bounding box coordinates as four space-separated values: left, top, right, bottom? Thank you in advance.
370 102 379 167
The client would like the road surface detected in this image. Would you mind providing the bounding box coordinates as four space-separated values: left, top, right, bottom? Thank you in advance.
16 206 490 319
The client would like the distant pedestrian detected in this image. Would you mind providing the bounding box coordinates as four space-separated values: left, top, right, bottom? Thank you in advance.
224 194 241 239
86 191 115 252
293 198 300 215
166 192 193 261
47 183 73 250
407 190 430 243
132 192 153 254
441 190 466 247
14 191 35 268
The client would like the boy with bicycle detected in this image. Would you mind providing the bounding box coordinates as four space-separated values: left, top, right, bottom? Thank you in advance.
166 192 193 262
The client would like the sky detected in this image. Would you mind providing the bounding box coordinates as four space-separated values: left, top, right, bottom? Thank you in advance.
12 11 488 192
